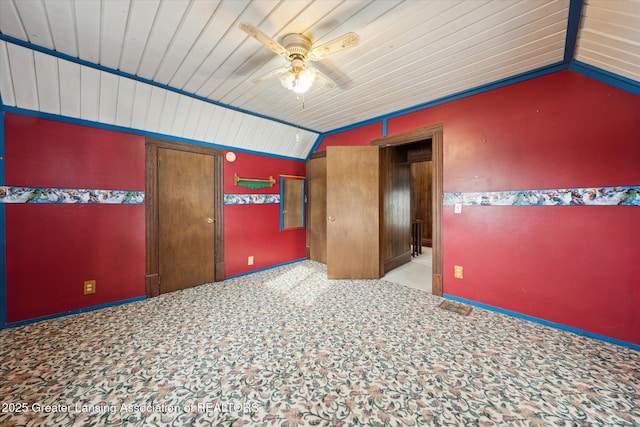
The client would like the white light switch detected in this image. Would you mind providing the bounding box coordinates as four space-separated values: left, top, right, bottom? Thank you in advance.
454 203 462 214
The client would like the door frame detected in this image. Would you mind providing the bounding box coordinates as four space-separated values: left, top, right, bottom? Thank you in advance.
371 124 444 296
145 137 224 298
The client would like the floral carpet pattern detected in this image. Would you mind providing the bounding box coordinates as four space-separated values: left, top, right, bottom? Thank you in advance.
1 261 638 426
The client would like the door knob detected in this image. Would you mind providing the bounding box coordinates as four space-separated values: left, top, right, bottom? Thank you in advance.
327 216 335 221
207 218 214 224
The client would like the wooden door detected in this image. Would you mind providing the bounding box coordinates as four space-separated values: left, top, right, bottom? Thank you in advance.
158 148 215 293
326 146 381 279
381 146 411 273
410 160 433 247
307 154 327 263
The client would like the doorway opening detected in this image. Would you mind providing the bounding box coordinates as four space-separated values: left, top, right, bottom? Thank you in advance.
382 138 433 293
372 124 444 296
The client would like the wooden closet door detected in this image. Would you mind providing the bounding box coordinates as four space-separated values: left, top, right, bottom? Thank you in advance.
307 155 327 263
326 146 381 279
158 148 215 293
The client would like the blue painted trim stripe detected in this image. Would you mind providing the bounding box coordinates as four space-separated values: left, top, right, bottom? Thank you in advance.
323 62 567 136
569 61 640 95
443 294 639 351
564 0 584 63
0 34 319 135
224 258 307 280
1 296 146 329
3 106 307 162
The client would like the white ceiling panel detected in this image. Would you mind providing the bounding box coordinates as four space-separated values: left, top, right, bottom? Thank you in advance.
13 0 53 49
43 0 77 55
6 43 38 110
0 40 318 158
119 0 161 73
157 90 181 135
131 82 153 130
100 0 130 69
203 106 227 143
153 1 221 85
575 0 640 82
0 0 637 160
60 61 82 119
145 86 167 132
136 0 191 80
179 0 251 94
0 1 26 40
170 95 193 136
34 51 59 114
74 0 101 63
98 71 119 124
182 99 204 140
192 103 213 141
80 66 101 122
115 77 136 128
0 42 16 105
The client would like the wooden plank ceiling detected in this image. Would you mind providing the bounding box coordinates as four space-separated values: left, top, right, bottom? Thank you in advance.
0 0 638 159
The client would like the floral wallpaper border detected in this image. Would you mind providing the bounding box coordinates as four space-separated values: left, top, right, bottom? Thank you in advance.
0 186 144 204
6 186 635 207
224 194 280 205
444 186 639 206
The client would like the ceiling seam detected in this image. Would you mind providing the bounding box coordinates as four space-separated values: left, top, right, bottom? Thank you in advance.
564 0 584 64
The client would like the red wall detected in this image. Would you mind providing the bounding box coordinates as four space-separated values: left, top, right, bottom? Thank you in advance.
223 151 307 277
317 122 383 152
316 70 640 344
4 114 146 323
3 115 310 323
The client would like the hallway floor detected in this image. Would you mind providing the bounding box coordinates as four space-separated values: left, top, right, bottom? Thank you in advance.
383 247 432 293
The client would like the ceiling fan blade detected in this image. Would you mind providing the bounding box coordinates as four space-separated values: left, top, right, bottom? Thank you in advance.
312 68 337 90
252 65 290 84
308 32 360 61
239 22 290 59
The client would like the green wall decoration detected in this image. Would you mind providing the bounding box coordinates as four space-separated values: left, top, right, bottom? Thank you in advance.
234 173 276 190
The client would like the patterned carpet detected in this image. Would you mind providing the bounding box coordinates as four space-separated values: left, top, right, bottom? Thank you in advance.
1 260 638 426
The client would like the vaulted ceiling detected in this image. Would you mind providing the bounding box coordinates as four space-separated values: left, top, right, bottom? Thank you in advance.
0 0 638 160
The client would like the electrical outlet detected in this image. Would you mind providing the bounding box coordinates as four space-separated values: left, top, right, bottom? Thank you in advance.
454 265 464 279
84 280 96 295
248 256 254 265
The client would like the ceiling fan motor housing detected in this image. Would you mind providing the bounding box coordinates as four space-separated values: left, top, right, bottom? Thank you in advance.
282 33 312 60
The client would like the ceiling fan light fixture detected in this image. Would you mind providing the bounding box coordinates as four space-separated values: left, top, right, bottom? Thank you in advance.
280 64 316 94
239 23 359 94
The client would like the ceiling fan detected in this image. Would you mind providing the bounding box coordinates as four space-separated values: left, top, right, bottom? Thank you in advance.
239 23 360 94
